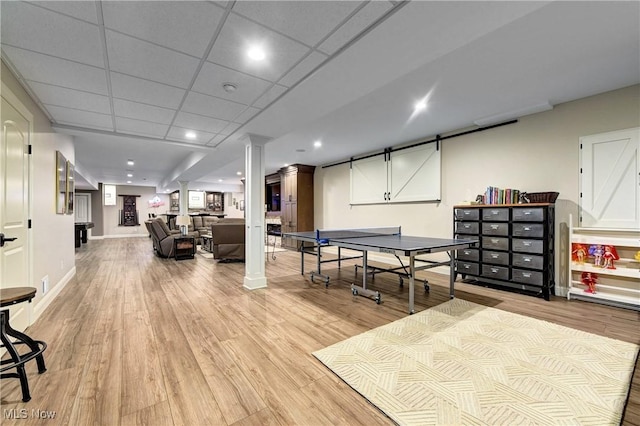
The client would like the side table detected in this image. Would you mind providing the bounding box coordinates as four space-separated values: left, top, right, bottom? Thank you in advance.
174 236 195 260
0 287 47 402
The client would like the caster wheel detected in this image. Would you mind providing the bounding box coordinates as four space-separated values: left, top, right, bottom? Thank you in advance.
424 283 430 292
399 277 404 287
352 289 358 296
375 297 381 305
325 282 329 288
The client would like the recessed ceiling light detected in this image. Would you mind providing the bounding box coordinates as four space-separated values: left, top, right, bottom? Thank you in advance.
127 160 134 166
414 100 427 112
236 171 242 175
247 45 266 61
283 163 289 167
127 173 133 177
185 131 197 140
314 140 322 148
127 180 132 184
218 179 223 182
222 83 237 93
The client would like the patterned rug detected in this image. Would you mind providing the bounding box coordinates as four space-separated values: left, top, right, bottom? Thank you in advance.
313 299 638 425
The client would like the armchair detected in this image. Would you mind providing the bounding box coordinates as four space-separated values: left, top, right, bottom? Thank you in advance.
211 222 245 261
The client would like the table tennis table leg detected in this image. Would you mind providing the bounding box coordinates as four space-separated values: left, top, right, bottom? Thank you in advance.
350 250 381 304
449 251 455 299
409 255 415 314
301 246 305 275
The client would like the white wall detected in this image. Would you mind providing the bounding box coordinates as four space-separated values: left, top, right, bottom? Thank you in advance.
2 60 77 309
224 191 245 219
315 85 640 295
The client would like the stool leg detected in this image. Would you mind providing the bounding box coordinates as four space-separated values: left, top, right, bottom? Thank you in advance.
3 319 46 374
0 311 32 402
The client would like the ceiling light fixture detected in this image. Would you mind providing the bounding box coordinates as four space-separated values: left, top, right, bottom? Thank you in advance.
127 159 134 166
222 83 237 93
414 100 427 112
218 179 223 182
236 171 242 176
127 180 132 184
127 173 133 177
247 45 266 61
185 131 197 140
314 140 322 148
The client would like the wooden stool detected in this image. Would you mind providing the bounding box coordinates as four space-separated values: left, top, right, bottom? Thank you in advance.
1 287 47 402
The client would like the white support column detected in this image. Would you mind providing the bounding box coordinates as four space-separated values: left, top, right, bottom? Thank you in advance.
178 180 189 215
242 134 270 290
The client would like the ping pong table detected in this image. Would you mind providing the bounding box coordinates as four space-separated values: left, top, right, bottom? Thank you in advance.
284 227 478 314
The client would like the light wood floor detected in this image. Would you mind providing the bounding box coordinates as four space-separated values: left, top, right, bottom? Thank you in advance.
2 238 639 425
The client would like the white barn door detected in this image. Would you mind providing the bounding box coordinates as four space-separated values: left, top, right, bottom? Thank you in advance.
580 127 640 228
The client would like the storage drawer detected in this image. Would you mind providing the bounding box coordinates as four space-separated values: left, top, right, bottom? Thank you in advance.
457 261 479 276
481 264 509 280
454 208 479 221
481 222 509 236
457 248 479 262
512 268 544 286
512 253 544 270
455 221 479 235
482 250 510 266
513 207 544 222
512 223 544 238
482 236 509 251
512 238 543 254
482 208 509 221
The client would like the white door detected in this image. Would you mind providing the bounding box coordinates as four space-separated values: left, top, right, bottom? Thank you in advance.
389 143 441 202
350 154 388 204
75 193 90 223
1 85 33 332
580 127 640 228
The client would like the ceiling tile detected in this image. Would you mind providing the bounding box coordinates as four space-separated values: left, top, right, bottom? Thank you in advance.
1 1 104 67
218 122 243 136
182 91 247 121
174 111 229 134
106 30 200 88
278 51 328 87
233 106 261 123
113 99 176 125
166 126 217 144
207 13 310 82
102 2 224 58
115 117 169 139
253 84 288 108
110 72 186 109
2 46 108 94
232 1 361 47
318 1 394 55
206 134 228 146
27 81 111 114
29 1 98 23
45 105 113 130
192 62 273 105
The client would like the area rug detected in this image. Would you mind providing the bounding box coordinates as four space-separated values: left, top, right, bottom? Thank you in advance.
313 299 638 425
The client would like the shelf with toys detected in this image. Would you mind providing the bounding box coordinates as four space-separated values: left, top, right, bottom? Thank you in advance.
568 215 640 310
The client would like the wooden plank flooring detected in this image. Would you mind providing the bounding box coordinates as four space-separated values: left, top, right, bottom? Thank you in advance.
1 238 639 425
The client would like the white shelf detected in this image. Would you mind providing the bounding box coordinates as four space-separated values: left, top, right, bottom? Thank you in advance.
568 214 640 310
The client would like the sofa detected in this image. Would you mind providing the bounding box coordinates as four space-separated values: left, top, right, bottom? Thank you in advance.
211 222 245 261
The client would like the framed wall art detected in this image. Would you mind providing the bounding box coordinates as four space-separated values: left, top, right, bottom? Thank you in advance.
66 160 74 215
55 150 67 214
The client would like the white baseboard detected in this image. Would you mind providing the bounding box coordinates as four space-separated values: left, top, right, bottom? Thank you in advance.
33 266 76 323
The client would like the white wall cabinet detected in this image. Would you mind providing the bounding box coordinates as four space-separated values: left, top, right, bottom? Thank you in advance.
350 143 441 205
568 215 640 310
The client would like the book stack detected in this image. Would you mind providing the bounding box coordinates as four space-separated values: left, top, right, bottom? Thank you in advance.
483 186 520 205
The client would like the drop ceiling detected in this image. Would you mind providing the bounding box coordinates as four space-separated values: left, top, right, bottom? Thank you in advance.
1 1 638 191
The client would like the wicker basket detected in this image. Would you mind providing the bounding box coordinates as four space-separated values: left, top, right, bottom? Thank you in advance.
525 192 559 203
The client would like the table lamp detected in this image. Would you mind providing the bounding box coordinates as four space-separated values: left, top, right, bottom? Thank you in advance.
175 215 190 236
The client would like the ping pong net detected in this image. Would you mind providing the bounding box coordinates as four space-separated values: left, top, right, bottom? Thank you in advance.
314 226 400 243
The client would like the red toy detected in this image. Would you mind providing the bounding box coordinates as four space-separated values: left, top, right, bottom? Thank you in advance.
581 271 598 294
602 245 619 269
571 243 587 263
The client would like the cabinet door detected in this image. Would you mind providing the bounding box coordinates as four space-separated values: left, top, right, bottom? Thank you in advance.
281 201 298 249
580 127 639 228
350 155 387 204
283 172 298 202
389 144 441 202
